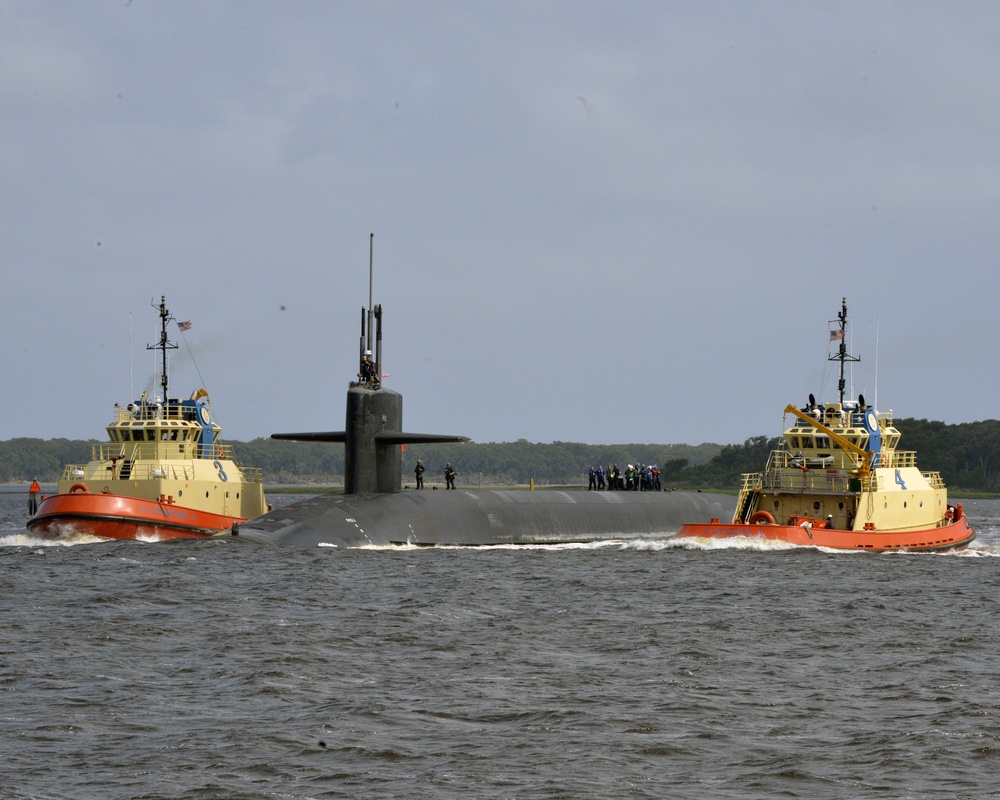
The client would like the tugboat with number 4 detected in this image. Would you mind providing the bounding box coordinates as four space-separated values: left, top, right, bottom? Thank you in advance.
27 297 268 541
675 299 975 552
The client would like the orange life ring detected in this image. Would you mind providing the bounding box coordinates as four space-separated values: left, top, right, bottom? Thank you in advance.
69 483 90 494
748 510 776 525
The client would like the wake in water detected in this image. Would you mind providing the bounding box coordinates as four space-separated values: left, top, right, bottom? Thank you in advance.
334 538 665 552
314 535 1000 555
0 531 110 547
669 532 998 556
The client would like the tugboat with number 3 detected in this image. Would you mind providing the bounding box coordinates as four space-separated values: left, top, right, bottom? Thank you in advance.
27 297 268 541
675 298 975 552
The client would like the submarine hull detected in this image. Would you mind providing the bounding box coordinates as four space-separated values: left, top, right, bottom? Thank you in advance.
230 489 737 547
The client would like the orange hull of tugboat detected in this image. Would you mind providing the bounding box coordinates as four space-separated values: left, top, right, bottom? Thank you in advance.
675 504 975 553
27 485 242 541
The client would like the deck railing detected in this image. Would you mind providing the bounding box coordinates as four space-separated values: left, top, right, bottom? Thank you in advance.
113 403 204 423
740 449 877 494
879 450 917 469
758 469 859 494
739 440 942 498
61 461 263 484
62 443 263 485
89 442 232 461
922 471 945 489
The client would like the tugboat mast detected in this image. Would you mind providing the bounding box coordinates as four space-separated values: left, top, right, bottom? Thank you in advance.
147 295 178 400
830 296 861 405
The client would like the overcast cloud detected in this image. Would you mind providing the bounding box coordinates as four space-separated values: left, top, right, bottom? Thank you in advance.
3 1 999 447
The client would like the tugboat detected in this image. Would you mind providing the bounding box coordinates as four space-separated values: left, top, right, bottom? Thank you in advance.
675 298 975 552
27 297 268 541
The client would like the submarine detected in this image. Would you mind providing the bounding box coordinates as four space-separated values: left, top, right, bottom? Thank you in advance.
231 250 735 548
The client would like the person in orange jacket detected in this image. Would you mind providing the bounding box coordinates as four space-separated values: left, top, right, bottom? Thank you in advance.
28 478 41 515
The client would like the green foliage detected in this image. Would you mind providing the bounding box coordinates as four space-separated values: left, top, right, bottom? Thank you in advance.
0 438 94 483
398 441 709 487
892 417 1000 493
0 436 717 487
5 418 1000 493
673 435 780 490
232 438 345 484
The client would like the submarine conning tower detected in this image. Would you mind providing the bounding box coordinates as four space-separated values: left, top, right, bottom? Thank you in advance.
344 385 403 494
271 300 468 495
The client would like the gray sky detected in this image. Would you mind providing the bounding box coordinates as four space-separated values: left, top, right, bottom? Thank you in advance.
3 1 999 447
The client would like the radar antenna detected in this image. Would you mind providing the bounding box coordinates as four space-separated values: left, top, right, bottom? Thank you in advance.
829 297 861 405
147 295 178 399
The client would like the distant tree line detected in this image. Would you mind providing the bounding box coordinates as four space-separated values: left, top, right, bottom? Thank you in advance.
3 418 1000 493
0 436 718 487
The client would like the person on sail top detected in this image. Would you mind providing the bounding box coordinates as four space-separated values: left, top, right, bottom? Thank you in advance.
358 351 379 387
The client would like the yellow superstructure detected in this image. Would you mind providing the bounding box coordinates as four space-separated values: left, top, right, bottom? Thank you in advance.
735 400 948 533
57 391 267 521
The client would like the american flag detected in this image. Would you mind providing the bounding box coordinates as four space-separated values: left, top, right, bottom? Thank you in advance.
177 320 192 332
829 329 844 341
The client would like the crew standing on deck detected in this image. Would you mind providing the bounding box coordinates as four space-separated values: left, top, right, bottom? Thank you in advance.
415 460 425 489
28 478 40 515
444 463 456 490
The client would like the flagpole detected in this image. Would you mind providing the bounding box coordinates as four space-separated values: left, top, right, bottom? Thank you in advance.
177 324 208 401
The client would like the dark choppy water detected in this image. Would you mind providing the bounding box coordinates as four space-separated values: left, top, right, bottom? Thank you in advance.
3 487 1000 800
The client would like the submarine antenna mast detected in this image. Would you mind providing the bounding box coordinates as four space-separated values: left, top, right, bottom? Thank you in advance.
364 233 383 379
147 295 178 400
359 233 380 377
829 296 860 405
367 233 374 354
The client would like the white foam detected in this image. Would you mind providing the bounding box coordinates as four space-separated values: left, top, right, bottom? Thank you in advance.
0 532 109 547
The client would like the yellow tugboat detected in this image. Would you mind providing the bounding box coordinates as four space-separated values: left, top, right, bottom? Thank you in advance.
675 298 974 552
28 297 267 541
